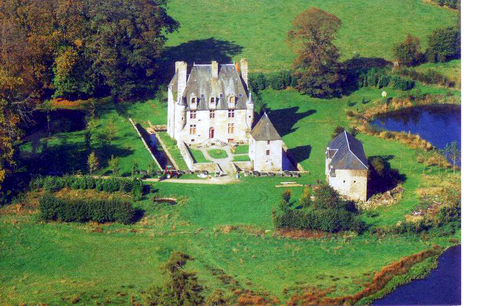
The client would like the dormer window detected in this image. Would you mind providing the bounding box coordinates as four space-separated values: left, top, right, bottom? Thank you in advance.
209 95 216 109
189 93 197 110
228 95 236 109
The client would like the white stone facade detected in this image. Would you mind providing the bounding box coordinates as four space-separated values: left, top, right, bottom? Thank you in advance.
249 138 283 172
167 60 254 145
327 169 368 202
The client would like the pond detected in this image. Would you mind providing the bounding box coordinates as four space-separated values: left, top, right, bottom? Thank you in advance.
371 105 461 150
373 245 461 305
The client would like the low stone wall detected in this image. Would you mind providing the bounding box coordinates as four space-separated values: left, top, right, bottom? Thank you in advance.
232 162 253 172
193 162 219 173
128 118 162 171
177 141 195 171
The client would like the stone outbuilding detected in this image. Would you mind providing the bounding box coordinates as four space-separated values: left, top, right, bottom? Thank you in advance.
325 131 369 202
167 59 254 145
249 113 283 172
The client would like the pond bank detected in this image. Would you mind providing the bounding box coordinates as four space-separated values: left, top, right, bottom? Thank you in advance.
370 244 461 305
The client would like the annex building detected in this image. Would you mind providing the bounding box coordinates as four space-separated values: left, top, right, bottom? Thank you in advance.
325 131 369 202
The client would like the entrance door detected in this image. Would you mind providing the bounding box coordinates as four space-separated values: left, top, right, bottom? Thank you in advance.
209 127 214 139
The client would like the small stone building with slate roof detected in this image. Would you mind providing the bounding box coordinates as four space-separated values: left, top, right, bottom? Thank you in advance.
325 131 369 202
167 59 254 144
249 113 283 172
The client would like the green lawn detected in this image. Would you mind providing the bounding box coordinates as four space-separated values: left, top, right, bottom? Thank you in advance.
234 144 249 155
190 148 210 163
233 155 251 162
165 0 458 71
207 149 228 159
157 132 189 170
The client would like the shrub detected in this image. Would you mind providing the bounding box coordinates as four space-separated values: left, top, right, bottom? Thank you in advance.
273 185 366 234
39 194 135 224
31 175 144 196
393 34 424 66
426 27 461 63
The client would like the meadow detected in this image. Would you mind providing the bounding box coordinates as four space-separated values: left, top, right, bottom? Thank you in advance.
165 0 458 71
0 0 461 304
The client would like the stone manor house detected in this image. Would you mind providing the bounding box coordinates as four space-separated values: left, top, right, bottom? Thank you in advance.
167 59 283 172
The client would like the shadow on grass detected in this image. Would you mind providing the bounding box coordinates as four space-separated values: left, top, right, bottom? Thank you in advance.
131 208 146 223
266 107 316 137
161 37 244 78
287 145 312 164
343 57 392 96
21 133 134 177
367 155 407 197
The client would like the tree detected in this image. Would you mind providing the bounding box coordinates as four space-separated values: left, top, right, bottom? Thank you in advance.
87 151 99 175
331 126 345 139
145 252 204 305
443 141 460 173
287 8 345 98
393 34 423 66
109 155 120 176
0 0 179 101
426 27 461 63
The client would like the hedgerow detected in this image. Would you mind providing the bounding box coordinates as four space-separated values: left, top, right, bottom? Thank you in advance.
357 68 415 91
39 194 135 224
30 175 144 200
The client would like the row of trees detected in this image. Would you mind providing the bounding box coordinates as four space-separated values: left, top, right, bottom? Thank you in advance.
393 27 461 66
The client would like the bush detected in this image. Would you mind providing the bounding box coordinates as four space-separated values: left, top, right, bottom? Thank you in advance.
393 34 424 66
31 175 144 196
426 27 461 63
357 68 414 91
273 184 366 234
39 194 135 224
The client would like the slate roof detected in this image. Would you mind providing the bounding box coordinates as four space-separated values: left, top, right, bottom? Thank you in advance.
170 63 249 110
326 131 368 172
251 113 282 141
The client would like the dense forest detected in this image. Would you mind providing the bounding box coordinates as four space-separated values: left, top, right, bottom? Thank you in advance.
0 0 177 196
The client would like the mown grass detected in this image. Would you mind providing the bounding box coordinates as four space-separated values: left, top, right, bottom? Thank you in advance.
234 145 249 155
190 149 210 163
165 0 458 71
207 149 228 159
233 155 251 162
157 131 189 170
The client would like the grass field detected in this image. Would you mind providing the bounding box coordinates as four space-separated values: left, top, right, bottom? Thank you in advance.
1 0 461 304
190 148 211 163
165 0 458 71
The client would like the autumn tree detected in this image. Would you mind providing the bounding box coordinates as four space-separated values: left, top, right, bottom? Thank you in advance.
0 0 178 101
287 8 345 98
393 34 424 66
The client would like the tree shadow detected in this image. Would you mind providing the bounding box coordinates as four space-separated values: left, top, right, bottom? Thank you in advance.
20 133 134 177
342 57 393 96
160 37 244 78
367 155 407 197
287 145 312 164
265 107 316 137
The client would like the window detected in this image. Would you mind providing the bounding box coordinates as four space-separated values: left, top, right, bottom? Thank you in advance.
228 110 235 118
267 140 270 145
230 96 235 103
190 124 196 135
228 123 234 134
210 110 215 118
191 97 196 104
210 96 216 104
190 111 196 119
266 150 270 156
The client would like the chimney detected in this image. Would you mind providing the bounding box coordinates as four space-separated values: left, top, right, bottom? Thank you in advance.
240 58 248 86
211 61 218 79
175 61 187 100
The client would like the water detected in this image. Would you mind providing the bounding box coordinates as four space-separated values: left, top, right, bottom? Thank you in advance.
373 245 461 305
371 105 461 150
